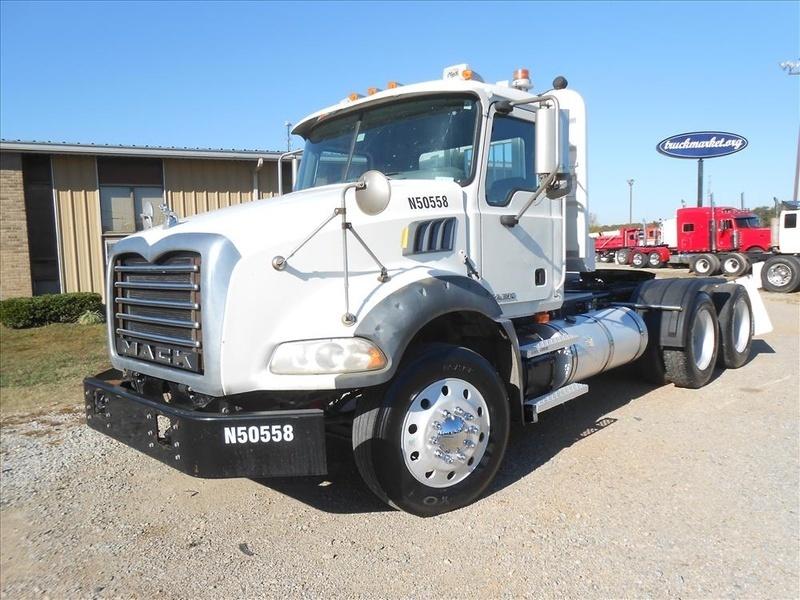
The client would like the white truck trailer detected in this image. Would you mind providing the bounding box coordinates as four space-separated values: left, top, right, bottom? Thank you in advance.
85 65 770 516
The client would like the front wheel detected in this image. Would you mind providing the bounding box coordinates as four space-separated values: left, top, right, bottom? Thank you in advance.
761 255 800 293
352 344 510 516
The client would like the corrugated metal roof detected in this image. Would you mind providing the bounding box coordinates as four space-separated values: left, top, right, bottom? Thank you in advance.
0 139 287 161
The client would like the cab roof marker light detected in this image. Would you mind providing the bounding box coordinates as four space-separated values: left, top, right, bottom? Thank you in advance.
441 63 483 82
348 92 364 102
367 87 381 96
387 81 402 89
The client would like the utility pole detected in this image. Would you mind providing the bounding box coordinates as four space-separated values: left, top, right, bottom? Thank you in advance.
627 179 635 224
780 61 799 201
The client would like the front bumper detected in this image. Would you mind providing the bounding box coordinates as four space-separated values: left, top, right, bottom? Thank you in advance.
84 370 327 478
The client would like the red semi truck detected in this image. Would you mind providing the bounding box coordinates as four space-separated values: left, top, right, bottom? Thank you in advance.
610 206 768 271
593 225 660 263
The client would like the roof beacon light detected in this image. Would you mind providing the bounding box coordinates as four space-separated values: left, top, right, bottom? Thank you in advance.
512 68 532 91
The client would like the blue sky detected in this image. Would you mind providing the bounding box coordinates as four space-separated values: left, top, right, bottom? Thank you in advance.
1 1 797 223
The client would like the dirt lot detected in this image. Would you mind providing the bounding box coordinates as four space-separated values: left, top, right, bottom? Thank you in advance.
1 270 798 599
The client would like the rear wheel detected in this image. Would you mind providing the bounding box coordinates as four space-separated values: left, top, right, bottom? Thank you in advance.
720 253 749 277
690 253 720 276
663 292 719 388
352 344 510 516
716 286 753 368
631 251 647 268
615 249 630 265
647 252 664 268
761 255 800 293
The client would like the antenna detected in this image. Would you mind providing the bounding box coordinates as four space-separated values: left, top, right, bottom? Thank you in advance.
285 121 292 151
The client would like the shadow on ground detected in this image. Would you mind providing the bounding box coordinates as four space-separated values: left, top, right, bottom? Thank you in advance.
255 341 775 514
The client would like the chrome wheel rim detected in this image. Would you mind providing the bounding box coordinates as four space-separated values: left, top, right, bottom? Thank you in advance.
648 253 660 266
401 378 490 488
692 309 716 370
767 264 791 287
732 297 751 354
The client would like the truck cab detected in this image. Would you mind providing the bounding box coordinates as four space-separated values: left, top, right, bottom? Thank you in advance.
676 206 771 254
84 65 768 515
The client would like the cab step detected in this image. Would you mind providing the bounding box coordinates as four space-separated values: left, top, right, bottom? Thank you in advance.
524 382 589 423
518 333 578 358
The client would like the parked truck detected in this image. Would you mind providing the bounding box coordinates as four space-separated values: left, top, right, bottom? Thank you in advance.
621 206 800 292
84 65 770 516
592 225 660 264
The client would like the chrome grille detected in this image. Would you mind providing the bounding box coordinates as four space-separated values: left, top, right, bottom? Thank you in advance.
113 253 203 373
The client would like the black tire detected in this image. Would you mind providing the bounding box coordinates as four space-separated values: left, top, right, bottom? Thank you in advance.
615 249 630 265
631 251 647 268
647 252 664 268
663 292 719 389
720 253 749 277
352 344 510 517
715 286 753 369
690 253 720 276
761 255 800 293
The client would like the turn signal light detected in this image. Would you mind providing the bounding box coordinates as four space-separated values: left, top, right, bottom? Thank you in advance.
533 312 550 324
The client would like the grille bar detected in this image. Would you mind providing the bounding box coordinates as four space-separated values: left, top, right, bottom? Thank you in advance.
115 312 200 329
114 281 199 291
115 297 199 310
116 328 201 348
114 264 199 274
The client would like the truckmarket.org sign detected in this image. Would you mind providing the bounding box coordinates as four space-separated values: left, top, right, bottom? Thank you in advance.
656 131 748 159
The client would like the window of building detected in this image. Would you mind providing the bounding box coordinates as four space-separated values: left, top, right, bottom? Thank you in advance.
785 213 797 229
97 157 164 234
682 223 695 232
22 154 60 295
485 115 535 206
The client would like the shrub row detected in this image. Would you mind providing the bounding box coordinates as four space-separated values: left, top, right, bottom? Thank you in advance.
0 293 104 329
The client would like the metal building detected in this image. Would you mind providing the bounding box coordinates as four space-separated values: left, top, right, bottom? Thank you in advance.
0 141 293 299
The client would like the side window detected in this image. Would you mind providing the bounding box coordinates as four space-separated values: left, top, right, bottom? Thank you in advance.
721 219 732 230
485 115 535 206
785 213 797 229
682 223 695 232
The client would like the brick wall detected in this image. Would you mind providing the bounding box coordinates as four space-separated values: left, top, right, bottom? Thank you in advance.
0 152 32 298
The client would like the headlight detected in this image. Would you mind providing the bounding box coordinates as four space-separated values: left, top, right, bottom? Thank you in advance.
269 338 387 375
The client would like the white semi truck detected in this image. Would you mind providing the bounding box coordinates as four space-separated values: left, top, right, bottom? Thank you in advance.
85 65 770 516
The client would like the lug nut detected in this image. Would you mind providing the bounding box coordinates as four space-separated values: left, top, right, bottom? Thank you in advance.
174 454 181 461
148 442 154 448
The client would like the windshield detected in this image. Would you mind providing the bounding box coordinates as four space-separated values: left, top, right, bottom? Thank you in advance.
735 216 761 228
295 95 479 191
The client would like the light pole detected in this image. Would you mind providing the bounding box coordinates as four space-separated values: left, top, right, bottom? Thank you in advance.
780 60 799 201
627 179 635 224
285 121 292 152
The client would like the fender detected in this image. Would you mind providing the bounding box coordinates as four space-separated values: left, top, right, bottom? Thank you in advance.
632 277 727 348
335 275 522 395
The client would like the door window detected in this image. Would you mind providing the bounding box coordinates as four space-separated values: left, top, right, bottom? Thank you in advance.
485 115 535 206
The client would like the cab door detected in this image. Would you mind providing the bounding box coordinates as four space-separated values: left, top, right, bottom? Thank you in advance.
478 107 563 317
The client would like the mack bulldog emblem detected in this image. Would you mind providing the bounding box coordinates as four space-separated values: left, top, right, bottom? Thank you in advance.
116 338 200 372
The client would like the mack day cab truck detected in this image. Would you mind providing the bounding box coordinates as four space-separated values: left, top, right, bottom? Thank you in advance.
84 64 771 516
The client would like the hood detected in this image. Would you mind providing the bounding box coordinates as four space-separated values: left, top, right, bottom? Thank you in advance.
127 179 463 256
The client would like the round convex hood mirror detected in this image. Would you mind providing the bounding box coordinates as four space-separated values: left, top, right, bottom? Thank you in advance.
355 170 391 215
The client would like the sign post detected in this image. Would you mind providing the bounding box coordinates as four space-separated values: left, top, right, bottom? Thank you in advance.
657 131 748 207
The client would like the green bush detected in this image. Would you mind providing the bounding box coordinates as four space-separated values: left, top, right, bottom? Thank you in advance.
77 310 105 325
0 293 104 329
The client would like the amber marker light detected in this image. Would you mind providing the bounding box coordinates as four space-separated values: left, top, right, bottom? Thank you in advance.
461 69 473 80
367 87 380 95
348 92 363 101
513 68 530 81
387 81 401 89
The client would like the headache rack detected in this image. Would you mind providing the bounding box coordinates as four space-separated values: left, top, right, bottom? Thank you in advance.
113 252 204 373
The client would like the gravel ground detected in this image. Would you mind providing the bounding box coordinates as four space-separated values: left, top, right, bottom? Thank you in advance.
1 281 798 599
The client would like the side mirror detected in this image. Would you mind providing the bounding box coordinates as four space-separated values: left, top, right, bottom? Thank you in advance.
535 105 570 177
355 170 391 215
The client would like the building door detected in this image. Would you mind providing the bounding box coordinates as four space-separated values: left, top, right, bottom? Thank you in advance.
22 154 61 294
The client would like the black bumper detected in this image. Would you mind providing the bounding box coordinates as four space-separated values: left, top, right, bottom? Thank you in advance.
84 371 327 478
